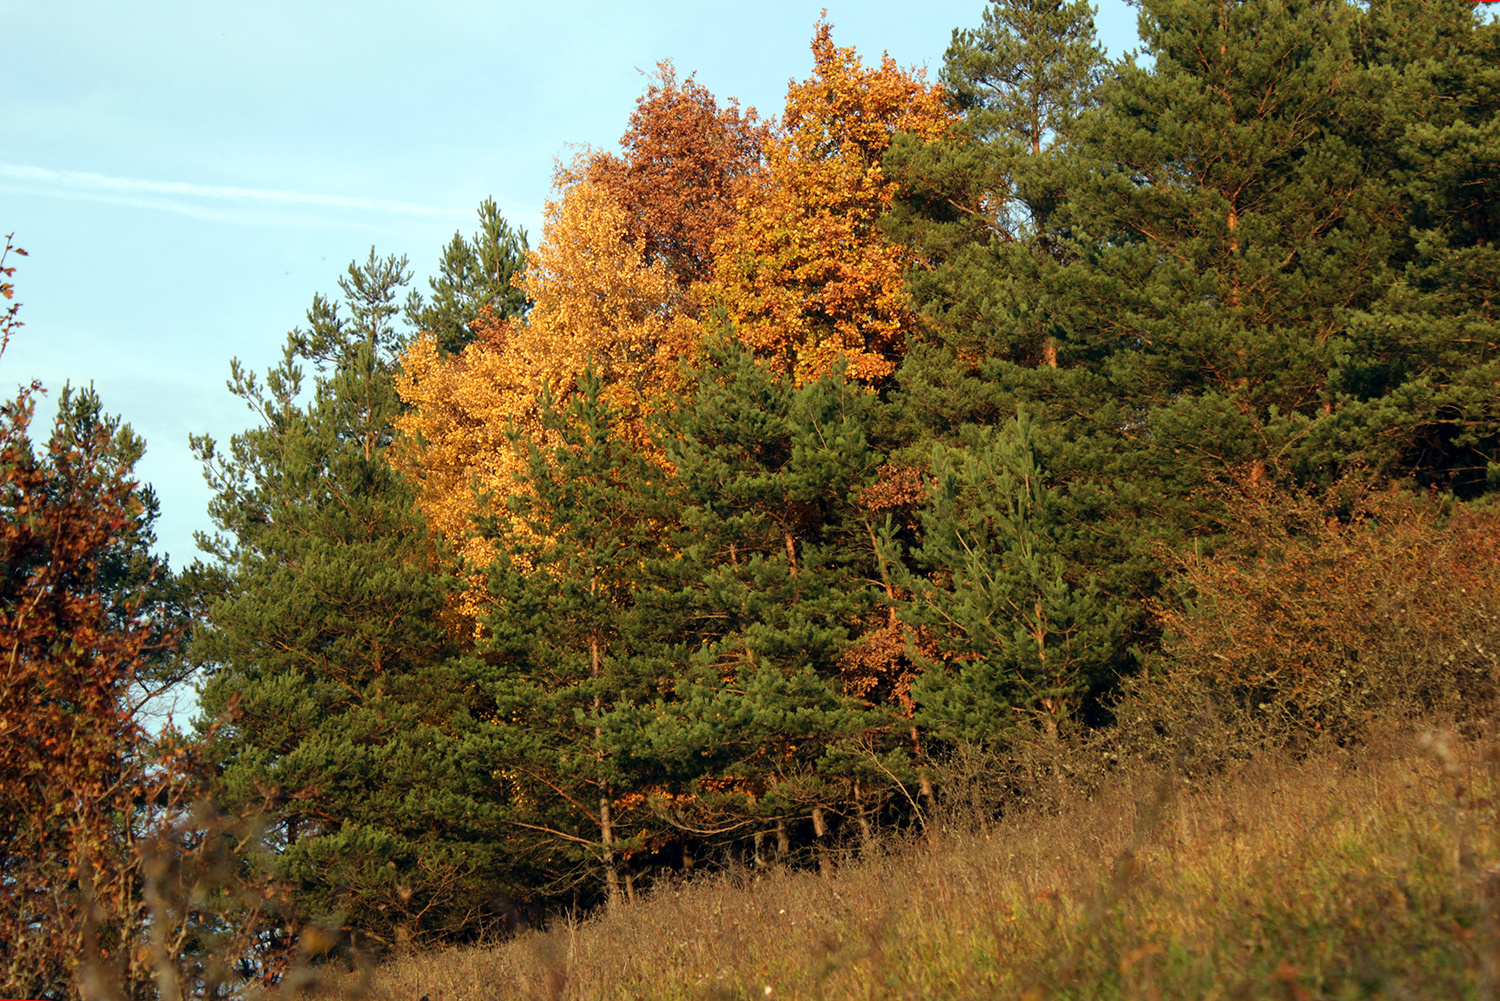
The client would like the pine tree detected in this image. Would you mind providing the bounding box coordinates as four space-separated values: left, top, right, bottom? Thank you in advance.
1318 3 1500 492
1012 0 1500 512
404 198 530 357
191 252 507 952
895 410 1125 743
1040 0 1393 423
883 0 1104 386
941 0 1104 229
627 335 903 865
879 0 1146 713
471 368 671 909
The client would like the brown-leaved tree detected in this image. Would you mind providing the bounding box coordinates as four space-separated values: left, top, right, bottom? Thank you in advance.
577 62 772 291
0 234 214 998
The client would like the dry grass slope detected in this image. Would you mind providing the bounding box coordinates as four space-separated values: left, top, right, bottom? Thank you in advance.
316 723 1500 1001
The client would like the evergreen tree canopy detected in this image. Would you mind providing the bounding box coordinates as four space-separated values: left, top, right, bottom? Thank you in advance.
191 252 509 951
470 367 673 909
896 410 1126 743
404 198 530 357
631 335 908 858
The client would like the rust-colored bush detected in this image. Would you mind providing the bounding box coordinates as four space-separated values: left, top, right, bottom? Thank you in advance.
1120 477 1500 768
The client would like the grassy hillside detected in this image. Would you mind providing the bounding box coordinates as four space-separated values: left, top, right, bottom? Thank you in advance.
317 723 1500 1000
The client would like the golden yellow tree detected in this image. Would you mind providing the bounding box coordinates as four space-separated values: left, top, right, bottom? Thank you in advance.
395 181 693 628
706 21 955 385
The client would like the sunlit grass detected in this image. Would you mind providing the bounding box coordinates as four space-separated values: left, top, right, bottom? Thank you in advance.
321 722 1500 1000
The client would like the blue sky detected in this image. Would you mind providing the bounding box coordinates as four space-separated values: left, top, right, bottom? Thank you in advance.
3 0 1142 570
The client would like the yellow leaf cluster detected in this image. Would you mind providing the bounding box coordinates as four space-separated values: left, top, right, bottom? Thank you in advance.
704 20 956 386
394 181 695 631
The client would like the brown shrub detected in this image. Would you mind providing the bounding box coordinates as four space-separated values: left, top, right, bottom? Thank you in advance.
1113 477 1500 773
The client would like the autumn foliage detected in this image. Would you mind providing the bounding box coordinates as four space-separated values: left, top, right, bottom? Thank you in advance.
398 24 954 626
705 21 955 385
0 233 25 357
578 62 771 290
1143 477 1500 754
0 246 294 999
0 234 177 989
0 389 157 993
13 2 1500 979
0 269 202 995
395 181 695 624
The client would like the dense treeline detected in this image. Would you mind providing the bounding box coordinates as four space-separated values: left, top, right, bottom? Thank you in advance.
3 0 1498 993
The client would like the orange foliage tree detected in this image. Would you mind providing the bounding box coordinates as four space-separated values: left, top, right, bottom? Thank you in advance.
0 238 299 1001
0 235 162 993
578 62 771 291
0 237 227 996
395 181 694 627
0 394 155 982
705 21 955 385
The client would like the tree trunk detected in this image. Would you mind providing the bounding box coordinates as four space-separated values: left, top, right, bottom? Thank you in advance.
911 725 937 818
590 621 621 909
853 782 874 850
812 807 832 877
600 793 621 910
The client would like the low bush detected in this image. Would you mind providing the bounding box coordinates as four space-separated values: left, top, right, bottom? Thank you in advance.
1112 480 1500 775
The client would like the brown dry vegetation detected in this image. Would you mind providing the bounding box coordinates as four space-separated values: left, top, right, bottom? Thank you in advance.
303 721 1500 1001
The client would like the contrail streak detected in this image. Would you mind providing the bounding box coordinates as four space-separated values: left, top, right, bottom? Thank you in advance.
0 163 468 219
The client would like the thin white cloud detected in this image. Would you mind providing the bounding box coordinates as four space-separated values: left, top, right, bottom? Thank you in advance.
0 162 469 220
0 181 299 225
